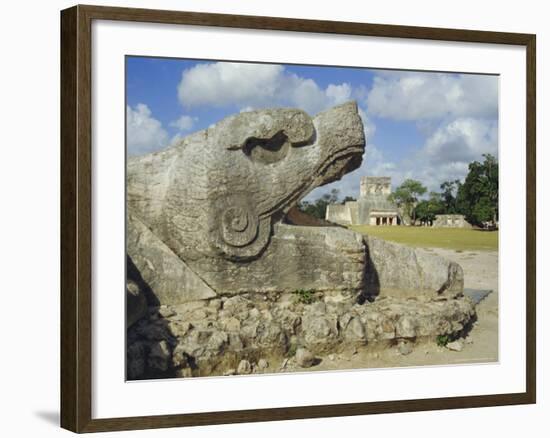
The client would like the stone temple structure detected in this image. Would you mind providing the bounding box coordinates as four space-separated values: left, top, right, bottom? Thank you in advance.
325 176 401 226
432 214 472 228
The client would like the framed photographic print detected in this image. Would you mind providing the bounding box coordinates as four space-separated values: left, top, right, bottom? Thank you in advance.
60 4 536 433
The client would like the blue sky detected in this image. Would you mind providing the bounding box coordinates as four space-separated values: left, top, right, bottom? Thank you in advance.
126 56 498 200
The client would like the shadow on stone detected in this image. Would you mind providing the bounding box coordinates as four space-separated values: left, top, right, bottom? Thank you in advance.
453 311 478 341
127 255 180 380
126 313 180 381
127 255 159 308
358 243 380 303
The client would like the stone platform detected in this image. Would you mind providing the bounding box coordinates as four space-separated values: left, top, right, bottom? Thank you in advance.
127 292 476 379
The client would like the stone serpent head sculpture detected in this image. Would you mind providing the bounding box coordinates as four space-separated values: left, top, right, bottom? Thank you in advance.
127 101 366 302
127 100 464 308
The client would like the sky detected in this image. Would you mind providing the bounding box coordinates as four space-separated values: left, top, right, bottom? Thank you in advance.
126 56 499 201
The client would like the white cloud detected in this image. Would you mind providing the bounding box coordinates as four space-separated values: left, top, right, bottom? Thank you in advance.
325 83 352 104
423 117 498 165
305 70 500 199
178 63 283 109
169 115 197 132
366 72 498 121
358 107 376 139
178 62 354 115
366 117 498 193
126 104 169 156
170 63 499 201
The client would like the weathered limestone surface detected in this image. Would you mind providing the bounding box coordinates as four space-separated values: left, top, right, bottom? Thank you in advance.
128 212 367 303
127 102 366 302
325 203 355 225
364 235 464 299
213 223 367 294
127 293 476 379
127 214 216 304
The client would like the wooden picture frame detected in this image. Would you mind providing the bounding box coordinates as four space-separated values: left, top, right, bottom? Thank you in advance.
60 4 536 433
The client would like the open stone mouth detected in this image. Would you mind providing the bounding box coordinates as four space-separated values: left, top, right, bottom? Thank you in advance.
271 147 365 227
311 146 365 192
335 146 364 168
257 143 364 223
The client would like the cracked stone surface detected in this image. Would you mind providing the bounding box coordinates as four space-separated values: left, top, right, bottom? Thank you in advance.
127 293 476 379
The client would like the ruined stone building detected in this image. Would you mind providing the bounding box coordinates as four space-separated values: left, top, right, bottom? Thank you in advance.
325 176 401 226
432 214 472 228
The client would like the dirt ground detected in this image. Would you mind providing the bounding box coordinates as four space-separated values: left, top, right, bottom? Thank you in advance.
279 248 499 373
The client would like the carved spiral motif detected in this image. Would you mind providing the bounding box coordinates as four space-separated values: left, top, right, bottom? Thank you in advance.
221 204 258 247
214 193 271 260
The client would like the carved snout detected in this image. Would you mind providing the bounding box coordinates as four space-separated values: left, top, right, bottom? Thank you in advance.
314 101 365 157
312 101 366 186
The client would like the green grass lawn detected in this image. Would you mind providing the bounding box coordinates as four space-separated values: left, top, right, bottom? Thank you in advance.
349 225 498 251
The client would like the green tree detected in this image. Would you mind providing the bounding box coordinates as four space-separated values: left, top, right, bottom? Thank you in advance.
298 188 340 220
341 195 356 204
440 179 462 213
415 192 444 225
456 154 499 227
388 179 427 225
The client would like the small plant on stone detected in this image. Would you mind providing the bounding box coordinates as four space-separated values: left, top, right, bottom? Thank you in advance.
287 344 298 358
436 334 450 347
293 288 316 304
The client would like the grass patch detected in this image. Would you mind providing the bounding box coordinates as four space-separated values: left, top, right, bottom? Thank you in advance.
436 335 450 347
292 288 316 305
349 225 498 251
286 344 298 358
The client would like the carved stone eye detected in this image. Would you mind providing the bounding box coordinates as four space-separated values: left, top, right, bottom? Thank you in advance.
242 131 290 164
